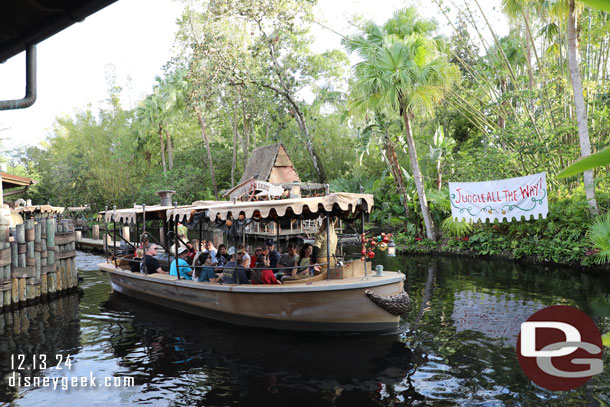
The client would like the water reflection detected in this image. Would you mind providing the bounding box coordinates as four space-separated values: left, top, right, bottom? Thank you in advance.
0 293 81 403
394 256 610 406
101 293 420 406
2 252 610 406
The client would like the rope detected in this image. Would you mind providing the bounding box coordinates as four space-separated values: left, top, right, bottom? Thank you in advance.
365 289 410 316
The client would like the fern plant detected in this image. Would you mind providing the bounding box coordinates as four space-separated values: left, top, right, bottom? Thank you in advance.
441 216 474 238
587 213 610 264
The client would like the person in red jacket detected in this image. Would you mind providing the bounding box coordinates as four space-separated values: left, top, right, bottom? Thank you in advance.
251 254 281 285
250 247 263 269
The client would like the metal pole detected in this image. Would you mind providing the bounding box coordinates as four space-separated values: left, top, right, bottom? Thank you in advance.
0 44 37 110
276 219 280 250
104 205 108 252
326 213 331 280
234 228 240 284
174 202 180 280
198 219 202 252
362 209 367 278
142 203 146 237
113 205 117 268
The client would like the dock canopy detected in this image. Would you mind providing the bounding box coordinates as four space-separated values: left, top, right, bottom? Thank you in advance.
13 204 64 215
167 193 374 224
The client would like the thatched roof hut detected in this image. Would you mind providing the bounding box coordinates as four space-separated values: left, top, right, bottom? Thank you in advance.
238 143 300 184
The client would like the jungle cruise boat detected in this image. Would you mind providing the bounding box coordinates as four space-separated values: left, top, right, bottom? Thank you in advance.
98 192 408 333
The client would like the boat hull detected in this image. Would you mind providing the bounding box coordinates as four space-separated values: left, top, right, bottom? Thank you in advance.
103 264 405 333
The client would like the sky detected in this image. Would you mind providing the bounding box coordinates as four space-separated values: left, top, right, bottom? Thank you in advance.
0 0 507 153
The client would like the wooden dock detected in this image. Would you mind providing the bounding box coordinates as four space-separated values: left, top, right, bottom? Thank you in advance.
76 237 112 252
0 218 78 312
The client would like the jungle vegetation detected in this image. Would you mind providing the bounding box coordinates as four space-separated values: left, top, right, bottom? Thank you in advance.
8 0 610 266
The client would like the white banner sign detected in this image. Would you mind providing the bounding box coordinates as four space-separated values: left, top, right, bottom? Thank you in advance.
449 172 548 223
229 180 284 200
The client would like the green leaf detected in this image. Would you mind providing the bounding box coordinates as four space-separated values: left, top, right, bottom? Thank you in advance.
603 331 610 347
581 0 610 12
556 146 610 178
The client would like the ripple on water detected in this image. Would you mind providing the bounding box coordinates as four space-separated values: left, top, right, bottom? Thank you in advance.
3 252 610 406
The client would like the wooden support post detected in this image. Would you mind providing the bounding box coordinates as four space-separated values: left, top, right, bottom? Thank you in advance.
26 278 33 301
35 222 41 243
92 224 100 240
11 277 18 303
41 273 47 296
18 277 26 302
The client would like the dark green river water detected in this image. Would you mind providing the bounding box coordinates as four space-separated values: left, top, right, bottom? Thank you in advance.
1 251 609 406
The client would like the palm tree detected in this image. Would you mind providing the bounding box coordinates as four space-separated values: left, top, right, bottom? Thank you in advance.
567 0 599 215
344 7 459 240
359 113 412 221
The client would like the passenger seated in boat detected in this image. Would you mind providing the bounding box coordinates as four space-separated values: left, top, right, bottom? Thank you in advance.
142 244 167 275
196 252 219 283
237 244 250 268
278 243 299 272
130 248 144 273
250 247 263 268
170 246 193 280
134 237 149 256
265 239 281 269
251 255 280 285
185 239 199 264
296 243 320 276
221 247 250 284
215 244 228 267
204 240 217 264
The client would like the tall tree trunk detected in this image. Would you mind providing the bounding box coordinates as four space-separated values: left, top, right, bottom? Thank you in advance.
241 107 250 170
568 0 599 215
231 110 238 187
436 157 442 191
384 134 410 220
195 108 219 199
524 23 535 112
260 82 327 183
158 124 166 175
402 112 436 240
165 130 173 171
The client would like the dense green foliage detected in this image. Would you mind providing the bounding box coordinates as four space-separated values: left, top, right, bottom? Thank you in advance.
8 0 610 265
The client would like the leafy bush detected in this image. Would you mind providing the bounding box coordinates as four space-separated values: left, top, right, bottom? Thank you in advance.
587 213 610 264
440 216 473 237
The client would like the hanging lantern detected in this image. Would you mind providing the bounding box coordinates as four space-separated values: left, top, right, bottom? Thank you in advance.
387 239 396 257
379 242 388 251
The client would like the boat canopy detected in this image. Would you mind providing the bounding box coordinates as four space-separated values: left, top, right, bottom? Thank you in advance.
167 193 374 224
100 201 223 224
